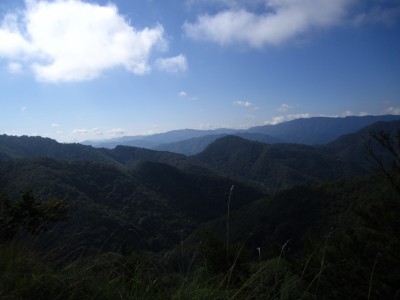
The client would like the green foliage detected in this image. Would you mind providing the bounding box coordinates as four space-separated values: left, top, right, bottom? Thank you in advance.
0 241 168 300
0 190 68 242
195 135 365 191
0 123 399 299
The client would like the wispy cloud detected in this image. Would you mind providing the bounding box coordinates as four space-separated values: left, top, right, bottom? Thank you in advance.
7 62 22 74
0 0 166 82
107 128 126 136
233 100 259 110
264 113 312 125
72 129 90 135
155 54 188 73
178 90 198 101
51 123 60 127
353 2 400 27
179 91 188 97
383 106 400 115
277 103 294 112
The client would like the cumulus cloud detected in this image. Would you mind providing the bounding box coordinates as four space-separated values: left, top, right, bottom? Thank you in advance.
184 0 355 48
233 100 259 110
0 0 166 82
155 54 188 73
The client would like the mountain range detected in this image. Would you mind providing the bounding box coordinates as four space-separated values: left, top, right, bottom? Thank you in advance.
1 116 400 299
0 118 398 249
83 115 400 155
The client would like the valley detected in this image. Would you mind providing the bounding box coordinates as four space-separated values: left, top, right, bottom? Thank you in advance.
1 116 399 299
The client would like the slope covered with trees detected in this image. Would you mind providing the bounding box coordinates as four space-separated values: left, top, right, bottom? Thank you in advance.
0 119 399 299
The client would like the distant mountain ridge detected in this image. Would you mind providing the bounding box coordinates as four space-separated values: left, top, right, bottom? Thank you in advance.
246 114 400 144
82 115 400 154
153 132 282 155
82 128 237 149
2 119 400 192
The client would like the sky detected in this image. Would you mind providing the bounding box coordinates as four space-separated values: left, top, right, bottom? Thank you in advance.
0 0 399 142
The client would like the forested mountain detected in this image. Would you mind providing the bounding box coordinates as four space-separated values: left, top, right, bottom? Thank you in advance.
246 114 400 144
0 135 114 163
2 120 398 193
82 115 400 151
83 128 237 149
179 174 400 299
326 120 400 167
194 135 364 191
153 132 282 155
1 119 399 299
0 157 263 252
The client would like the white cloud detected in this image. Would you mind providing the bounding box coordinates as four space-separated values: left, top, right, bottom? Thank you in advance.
7 62 22 73
155 54 188 73
107 128 126 136
383 106 400 115
92 128 103 135
51 123 60 127
184 0 354 48
277 103 293 112
72 127 108 136
179 90 198 101
179 91 188 97
0 0 166 82
72 129 90 134
233 100 259 110
286 113 311 120
341 110 353 117
264 113 312 125
264 116 286 125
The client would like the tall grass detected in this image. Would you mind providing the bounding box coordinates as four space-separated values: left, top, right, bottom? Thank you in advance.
226 185 234 268
0 239 167 300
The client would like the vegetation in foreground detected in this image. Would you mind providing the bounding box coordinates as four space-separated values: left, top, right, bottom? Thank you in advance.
1 170 399 299
0 128 399 299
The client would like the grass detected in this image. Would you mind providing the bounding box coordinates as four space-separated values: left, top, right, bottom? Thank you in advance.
0 240 167 300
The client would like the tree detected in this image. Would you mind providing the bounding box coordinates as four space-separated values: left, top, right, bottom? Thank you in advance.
365 128 400 195
0 189 69 242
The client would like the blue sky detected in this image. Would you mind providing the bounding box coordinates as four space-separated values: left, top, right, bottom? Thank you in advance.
0 0 399 142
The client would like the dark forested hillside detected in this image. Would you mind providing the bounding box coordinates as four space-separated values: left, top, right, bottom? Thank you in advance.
153 132 281 156
1 120 399 299
0 134 115 163
326 120 400 166
194 135 364 191
0 156 263 252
